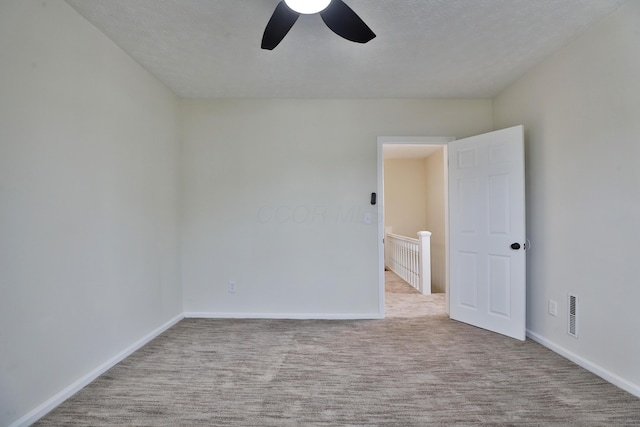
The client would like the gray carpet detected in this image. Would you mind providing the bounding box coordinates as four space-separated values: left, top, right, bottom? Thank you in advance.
36 272 640 426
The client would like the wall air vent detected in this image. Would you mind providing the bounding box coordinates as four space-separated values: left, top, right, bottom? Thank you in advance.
568 294 578 338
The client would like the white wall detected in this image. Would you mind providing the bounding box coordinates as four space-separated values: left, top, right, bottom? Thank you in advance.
384 158 428 237
0 1 182 425
493 1 640 393
181 99 493 316
424 149 446 293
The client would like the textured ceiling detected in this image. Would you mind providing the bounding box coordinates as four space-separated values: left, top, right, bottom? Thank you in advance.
65 0 628 99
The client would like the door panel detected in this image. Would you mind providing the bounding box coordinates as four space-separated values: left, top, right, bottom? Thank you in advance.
458 178 478 232
488 254 510 317
449 126 526 340
459 252 478 309
488 174 510 234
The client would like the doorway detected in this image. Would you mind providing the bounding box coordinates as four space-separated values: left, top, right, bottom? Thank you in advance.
378 127 526 340
377 136 454 317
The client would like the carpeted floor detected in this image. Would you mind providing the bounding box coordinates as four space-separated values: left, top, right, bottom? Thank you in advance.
384 270 446 318
36 272 640 426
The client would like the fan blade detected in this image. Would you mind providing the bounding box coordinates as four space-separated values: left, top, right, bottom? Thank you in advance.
320 0 375 44
261 1 300 50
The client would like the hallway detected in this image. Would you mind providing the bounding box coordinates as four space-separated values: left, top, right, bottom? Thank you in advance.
385 270 446 318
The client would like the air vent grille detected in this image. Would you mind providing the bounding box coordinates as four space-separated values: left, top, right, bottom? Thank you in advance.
568 294 578 338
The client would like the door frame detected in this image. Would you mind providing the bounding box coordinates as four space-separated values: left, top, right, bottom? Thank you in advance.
377 136 455 318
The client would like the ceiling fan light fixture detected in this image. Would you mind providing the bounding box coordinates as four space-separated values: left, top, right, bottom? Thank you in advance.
284 0 332 14
262 0 375 50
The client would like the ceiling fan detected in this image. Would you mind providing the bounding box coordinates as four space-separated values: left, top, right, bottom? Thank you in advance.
261 0 376 50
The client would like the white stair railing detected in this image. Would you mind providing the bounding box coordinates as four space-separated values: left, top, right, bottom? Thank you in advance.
385 231 432 295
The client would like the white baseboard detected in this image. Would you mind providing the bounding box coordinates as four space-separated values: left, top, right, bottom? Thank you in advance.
526 329 640 398
10 314 184 427
184 312 383 320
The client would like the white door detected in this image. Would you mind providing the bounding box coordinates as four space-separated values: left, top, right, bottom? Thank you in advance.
448 126 526 340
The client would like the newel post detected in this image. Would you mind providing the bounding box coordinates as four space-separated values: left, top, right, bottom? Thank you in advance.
418 231 432 295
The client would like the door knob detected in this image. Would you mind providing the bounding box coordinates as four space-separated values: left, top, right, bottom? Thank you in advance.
510 242 521 250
